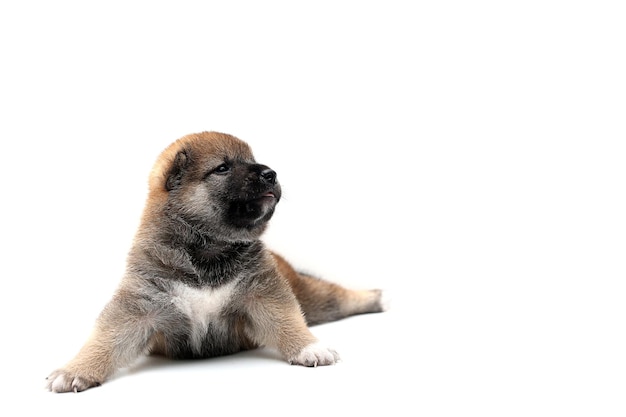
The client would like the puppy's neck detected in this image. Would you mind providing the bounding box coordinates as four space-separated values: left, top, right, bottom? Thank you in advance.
183 239 261 287
187 238 251 259
162 214 250 251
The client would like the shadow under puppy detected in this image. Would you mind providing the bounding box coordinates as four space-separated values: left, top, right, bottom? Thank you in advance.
47 131 387 393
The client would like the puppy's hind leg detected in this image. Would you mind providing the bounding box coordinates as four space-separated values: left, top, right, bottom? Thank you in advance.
272 253 388 326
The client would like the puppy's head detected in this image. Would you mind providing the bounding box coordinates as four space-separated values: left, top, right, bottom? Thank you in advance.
148 131 281 242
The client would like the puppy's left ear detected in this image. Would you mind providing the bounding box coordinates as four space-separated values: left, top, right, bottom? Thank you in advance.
165 149 190 191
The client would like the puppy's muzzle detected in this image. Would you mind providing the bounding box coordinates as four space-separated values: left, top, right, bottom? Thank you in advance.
248 164 277 186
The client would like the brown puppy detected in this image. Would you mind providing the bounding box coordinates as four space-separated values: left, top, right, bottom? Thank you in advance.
46 132 386 393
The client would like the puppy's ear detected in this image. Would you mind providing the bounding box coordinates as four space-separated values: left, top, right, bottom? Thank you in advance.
165 150 190 191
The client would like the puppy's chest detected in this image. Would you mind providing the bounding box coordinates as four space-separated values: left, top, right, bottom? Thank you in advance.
169 281 237 327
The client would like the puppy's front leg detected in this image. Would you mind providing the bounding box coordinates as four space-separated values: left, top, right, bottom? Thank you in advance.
244 274 339 367
47 294 154 392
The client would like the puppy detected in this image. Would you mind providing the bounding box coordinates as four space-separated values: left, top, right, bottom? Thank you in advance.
47 131 386 393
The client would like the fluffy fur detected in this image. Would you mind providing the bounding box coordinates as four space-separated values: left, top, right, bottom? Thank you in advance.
47 131 386 393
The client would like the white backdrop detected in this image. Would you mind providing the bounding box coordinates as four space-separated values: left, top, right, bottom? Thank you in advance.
1 1 624 416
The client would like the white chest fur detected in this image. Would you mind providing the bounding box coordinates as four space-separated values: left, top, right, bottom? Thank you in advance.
169 281 237 352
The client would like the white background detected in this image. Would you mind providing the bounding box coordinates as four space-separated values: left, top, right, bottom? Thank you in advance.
1 1 624 416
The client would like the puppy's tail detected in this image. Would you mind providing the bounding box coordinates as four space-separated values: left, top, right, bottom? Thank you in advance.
271 252 387 326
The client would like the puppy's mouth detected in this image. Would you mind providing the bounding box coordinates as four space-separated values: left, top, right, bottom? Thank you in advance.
227 186 281 229
251 190 279 209
252 186 281 203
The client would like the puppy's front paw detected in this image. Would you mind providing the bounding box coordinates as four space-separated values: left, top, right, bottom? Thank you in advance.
46 369 101 393
289 342 340 367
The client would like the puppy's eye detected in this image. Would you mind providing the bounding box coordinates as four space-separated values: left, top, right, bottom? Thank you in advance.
214 163 230 174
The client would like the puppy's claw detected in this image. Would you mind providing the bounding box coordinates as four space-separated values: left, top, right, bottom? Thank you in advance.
289 342 339 367
46 370 100 393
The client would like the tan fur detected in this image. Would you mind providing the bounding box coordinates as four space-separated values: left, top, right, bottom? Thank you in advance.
47 131 386 393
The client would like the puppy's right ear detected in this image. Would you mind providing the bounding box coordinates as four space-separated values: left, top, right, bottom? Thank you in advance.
165 150 190 191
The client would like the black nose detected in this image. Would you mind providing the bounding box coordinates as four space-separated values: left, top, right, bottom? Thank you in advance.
260 168 276 184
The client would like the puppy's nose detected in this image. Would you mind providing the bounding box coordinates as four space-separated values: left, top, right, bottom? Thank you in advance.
260 168 277 185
